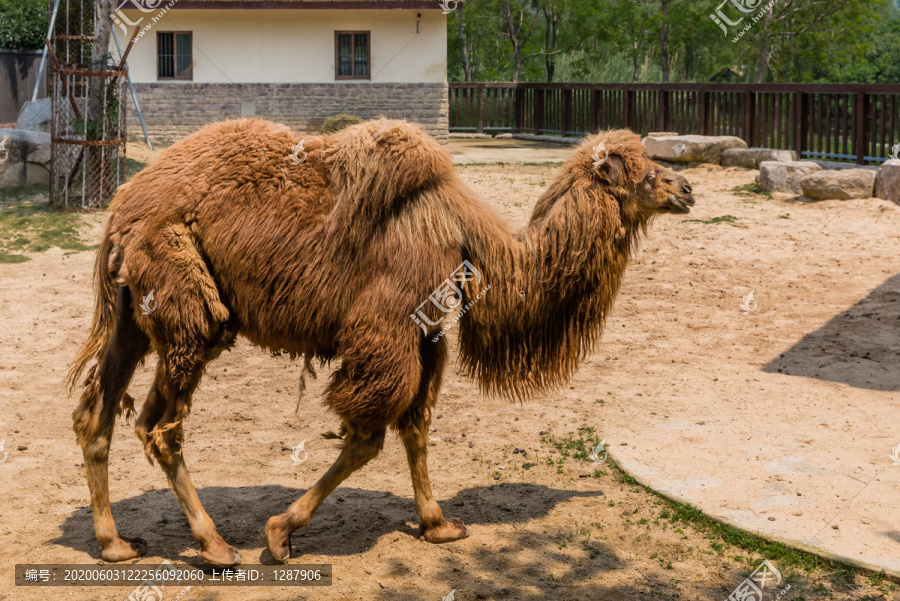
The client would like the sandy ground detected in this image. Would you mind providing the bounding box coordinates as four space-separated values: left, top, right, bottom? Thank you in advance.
1 156 899 601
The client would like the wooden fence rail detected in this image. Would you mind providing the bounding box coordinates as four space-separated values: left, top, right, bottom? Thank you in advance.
449 83 900 165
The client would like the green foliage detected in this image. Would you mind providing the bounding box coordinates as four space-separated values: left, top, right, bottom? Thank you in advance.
0 0 47 51
320 114 362 134
448 0 900 83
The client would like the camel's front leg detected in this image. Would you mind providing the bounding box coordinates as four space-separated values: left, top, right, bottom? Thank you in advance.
399 414 468 543
266 426 385 563
398 337 468 544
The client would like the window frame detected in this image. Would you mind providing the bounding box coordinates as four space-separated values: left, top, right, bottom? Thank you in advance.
157 31 193 81
334 31 371 81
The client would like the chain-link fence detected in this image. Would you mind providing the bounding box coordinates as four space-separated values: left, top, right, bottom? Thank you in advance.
49 51 127 210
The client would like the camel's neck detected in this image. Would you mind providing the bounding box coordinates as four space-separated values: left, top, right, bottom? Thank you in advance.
457 177 645 399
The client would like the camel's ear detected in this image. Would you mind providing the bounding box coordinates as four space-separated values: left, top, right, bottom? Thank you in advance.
593 154 628 188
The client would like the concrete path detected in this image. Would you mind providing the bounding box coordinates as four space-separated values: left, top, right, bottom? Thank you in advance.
447 138 575 164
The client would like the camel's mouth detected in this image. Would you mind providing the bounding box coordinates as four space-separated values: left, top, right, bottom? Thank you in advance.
665 193 695 214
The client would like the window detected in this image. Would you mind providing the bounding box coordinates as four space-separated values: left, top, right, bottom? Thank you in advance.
335 32 370 80
158 32 192 80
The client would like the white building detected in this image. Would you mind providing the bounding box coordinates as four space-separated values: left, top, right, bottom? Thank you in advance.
112 0 451 142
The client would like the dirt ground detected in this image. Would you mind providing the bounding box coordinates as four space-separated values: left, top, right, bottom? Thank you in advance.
0 159 898 601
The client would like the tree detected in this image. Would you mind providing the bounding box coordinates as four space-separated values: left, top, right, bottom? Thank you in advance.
497 0 540 81
537 0 566 81
0 0 47 50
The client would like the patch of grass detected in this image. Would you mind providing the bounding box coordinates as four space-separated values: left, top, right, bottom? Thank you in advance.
126 157 148 178
731 182 773 199
682 214 740 226
778 213 791 219
540 426 602 462
0 185 98 262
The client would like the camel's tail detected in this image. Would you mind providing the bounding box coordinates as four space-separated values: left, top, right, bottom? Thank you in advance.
67 225 118 393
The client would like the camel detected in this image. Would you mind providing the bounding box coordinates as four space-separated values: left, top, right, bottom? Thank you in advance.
69 118 694 567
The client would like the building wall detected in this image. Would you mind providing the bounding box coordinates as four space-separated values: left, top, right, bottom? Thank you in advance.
115 8 449 142
129 81 449 143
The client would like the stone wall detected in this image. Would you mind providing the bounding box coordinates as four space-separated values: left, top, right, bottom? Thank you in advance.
127 82 449 144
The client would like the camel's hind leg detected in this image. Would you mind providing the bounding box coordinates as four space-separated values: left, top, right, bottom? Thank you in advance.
398 338 468 543
265 425 386 564
137 358 241 568
73 285 150 562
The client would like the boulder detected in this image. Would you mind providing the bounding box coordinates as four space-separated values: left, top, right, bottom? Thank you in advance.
874 160 900 205
722 148 799 169
643 134 747 164
15 99 51 133
800 169 876 200
0 129 51 188
646 131 679 138
756 161 821 194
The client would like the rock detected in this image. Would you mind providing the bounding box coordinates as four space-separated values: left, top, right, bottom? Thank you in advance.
722 148 799 169
875 160 900 205
646 131 679 137
0 129 52 188
800 169 876 200
643 134 747 164
756 161 821 193
16 99 51 133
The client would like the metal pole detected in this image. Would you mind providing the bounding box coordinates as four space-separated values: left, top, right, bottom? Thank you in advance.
112 27 153 150
31 0 63 102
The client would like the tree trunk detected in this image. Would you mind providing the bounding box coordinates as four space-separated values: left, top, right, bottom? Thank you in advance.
542 2 560 83
754 5 774 83
632 42 640 82
84 0 117 206
456 10 473 82
658 0 670 83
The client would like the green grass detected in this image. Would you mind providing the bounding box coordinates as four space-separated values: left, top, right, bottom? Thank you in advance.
731 182 774 200
683 214 740 226
0 185 97 263
126 158 148 178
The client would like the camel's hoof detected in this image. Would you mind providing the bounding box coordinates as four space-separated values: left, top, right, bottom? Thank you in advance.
265 515 293 564
101 536 148 562
200 541 242 568
421 517 469 544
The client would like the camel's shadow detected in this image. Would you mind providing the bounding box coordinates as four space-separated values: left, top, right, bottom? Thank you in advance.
54 483 688 599
762 273 900 391
55 483 605 562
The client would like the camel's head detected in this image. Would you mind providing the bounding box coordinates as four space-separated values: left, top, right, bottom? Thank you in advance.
578 131 696 217
637 158 695 215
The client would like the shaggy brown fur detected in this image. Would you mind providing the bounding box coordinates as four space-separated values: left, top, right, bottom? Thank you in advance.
69 118 694 566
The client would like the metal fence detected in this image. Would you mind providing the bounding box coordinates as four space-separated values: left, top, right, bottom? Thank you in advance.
449 83 900 165
0 50 47 124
